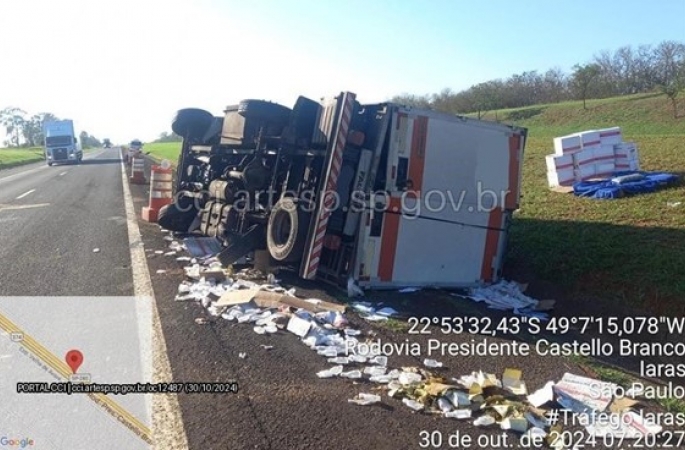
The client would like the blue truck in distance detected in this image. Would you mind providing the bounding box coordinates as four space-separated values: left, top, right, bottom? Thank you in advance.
44 119 82 166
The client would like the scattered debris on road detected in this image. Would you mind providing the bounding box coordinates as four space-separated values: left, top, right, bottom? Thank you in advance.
161 231 664 445
464 281 553 319
92 248 100 253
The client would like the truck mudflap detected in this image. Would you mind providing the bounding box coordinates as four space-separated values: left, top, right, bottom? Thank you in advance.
217 224 263 267
300 92 357 280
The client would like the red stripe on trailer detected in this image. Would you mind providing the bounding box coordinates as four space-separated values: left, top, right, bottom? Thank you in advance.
303 92 356 279
406 116 427 199
480 208 503 282
378 197 402 281
505 134 521 210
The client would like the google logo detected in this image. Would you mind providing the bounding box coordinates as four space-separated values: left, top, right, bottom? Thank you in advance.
0 437 35 448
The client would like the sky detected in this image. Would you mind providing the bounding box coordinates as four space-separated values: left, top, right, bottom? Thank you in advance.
1 0 684 144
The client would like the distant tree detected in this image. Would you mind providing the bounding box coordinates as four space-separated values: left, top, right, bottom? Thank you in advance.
79 131 88 146
22 115 43 147
78 131 101 148
0 107 27 146
653 40 685 118
154 131 183 143
388 40 685 116
389 93 432 109
571 63 601 110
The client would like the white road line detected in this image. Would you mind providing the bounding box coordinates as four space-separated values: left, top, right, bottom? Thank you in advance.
15 189 36 200
59 171 68 176
0 164 48 185
119 159 189 450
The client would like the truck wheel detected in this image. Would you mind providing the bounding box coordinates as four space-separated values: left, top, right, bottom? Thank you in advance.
267 198 310 263
237 100 291 124
157 198 200 233
171 108 214 140
47 162 53 166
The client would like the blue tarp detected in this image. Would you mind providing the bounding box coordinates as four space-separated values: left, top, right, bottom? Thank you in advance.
573 171 680 199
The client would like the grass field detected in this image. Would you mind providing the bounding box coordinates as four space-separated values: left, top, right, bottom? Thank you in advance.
498 93 685 313
0 147 45 168
144 142 182 165
143 93 685 312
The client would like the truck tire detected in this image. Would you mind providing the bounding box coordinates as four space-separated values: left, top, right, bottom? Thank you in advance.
267 198 310 263
237 100 291 124
171 108 214 140
157 193 203 232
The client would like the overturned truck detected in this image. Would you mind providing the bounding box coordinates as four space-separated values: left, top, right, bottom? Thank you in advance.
159 92 527 289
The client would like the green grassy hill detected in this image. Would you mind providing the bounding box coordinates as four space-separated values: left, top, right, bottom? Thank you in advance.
143 142 182 164
0 147 45 168
476 92 684 136
490 93 685 313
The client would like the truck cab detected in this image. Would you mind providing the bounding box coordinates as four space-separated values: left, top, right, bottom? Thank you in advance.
44 120 82 166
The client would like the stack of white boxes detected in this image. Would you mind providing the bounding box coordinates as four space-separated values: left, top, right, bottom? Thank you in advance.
546 127 641 188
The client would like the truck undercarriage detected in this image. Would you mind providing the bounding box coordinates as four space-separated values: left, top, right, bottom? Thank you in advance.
158 92 527 289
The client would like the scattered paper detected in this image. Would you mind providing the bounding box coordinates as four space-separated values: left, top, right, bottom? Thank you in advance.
424 359 443 368
500 416 528 432
317 366 343 378
347 278 365 297
402 398 424 411
445 409 472 419
554 373 614 413
286 315 312 337
527 381 554 407
398 287 420 293
473 415 496 427
502 368 528 395
467 280 548 318
348 393 381 406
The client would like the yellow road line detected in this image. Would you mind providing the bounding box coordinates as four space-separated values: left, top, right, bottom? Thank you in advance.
0 311 153 445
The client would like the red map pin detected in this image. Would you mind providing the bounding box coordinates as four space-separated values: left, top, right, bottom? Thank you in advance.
65 350 84 373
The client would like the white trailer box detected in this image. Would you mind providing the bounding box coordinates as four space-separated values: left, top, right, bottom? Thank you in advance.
594 145 615 162
553 134 582 155
575 164 596 181
546 153 573 172
598 127 622 146
547 168 575 187
615 160 640 171
614 142 639 160
344 107 526 288
595 161 616 177
578 130 601 151
572 149 595 167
